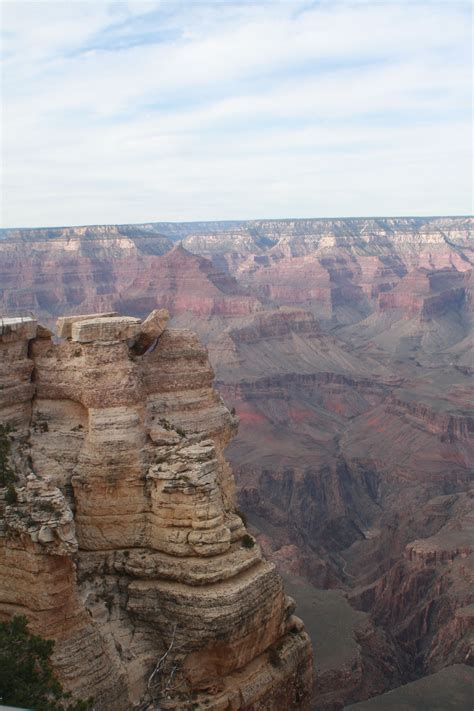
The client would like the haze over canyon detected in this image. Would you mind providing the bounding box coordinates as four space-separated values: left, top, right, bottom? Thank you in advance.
0 215 473 710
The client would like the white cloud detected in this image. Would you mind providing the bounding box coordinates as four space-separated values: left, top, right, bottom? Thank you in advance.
1 0 472 226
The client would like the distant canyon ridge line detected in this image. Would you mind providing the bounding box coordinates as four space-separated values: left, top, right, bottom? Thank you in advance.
0 215 473 709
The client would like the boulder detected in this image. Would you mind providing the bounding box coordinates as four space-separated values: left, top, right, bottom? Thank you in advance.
133 308 169 353
56 312 118 339
71 316 141 343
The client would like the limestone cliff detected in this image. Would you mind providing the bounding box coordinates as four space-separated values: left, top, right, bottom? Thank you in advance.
0 313 313 710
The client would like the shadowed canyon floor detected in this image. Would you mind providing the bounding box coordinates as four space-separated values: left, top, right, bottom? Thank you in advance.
344 665 474 711
0 216 473 708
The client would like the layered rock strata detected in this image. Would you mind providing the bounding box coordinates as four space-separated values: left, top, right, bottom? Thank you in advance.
0 313 313 710
352 489 474 675
0 215 472 706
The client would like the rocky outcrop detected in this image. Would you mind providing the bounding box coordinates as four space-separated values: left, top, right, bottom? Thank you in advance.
351 490 474 676
385 394 474 442
0 314 313 710
1 217 471 327
0 233 260 325
279 577 405 711
177 217 472 324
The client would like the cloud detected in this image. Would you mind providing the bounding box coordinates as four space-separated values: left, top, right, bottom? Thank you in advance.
1 0 472 226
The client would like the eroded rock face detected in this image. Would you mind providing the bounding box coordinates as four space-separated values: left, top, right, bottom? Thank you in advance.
1 216 472 705
352 489 474 676
0 314 313 710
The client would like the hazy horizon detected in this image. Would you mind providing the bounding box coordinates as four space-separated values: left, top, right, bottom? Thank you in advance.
1 212 473 233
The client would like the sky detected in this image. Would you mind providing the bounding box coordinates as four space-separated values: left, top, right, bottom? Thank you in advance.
1 0 472 228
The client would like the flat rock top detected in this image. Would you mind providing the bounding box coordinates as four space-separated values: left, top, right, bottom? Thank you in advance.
56 311 119 338
71 315 142 343
0 316 37 339
76 316 141 326
0 316 35 325
344 664 474 711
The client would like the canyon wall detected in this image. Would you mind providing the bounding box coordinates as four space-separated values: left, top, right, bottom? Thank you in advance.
0 314 313 710
0 215 472 708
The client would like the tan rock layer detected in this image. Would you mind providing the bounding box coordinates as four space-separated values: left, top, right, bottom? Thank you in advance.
0 313 313 710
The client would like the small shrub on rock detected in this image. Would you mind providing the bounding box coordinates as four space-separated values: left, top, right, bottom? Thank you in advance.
268 647 282 667
38 500 56 513
241 534 255 549
0 425 16 487
5 484 17 505
0 615 93 710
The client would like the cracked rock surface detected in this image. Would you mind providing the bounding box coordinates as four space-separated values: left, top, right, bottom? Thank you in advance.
0 313 313 710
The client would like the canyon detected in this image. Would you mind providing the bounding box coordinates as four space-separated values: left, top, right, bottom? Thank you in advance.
0 216 472 709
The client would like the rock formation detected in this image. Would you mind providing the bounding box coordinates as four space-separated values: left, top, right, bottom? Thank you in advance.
0 313 313 710
352 488 474 675
0 230 260 326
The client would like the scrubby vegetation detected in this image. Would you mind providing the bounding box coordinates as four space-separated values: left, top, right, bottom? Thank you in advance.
159 418 186 437
5 484 17 505
159 418 171 430
38 500 56 513
0 615 93 710
241 534 255 549
0 424 16 488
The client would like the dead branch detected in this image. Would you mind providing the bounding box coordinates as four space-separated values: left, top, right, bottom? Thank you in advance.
147 622 177 690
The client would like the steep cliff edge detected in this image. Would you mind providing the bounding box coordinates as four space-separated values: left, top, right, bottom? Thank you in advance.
351 489 474 675
0 314 313 710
